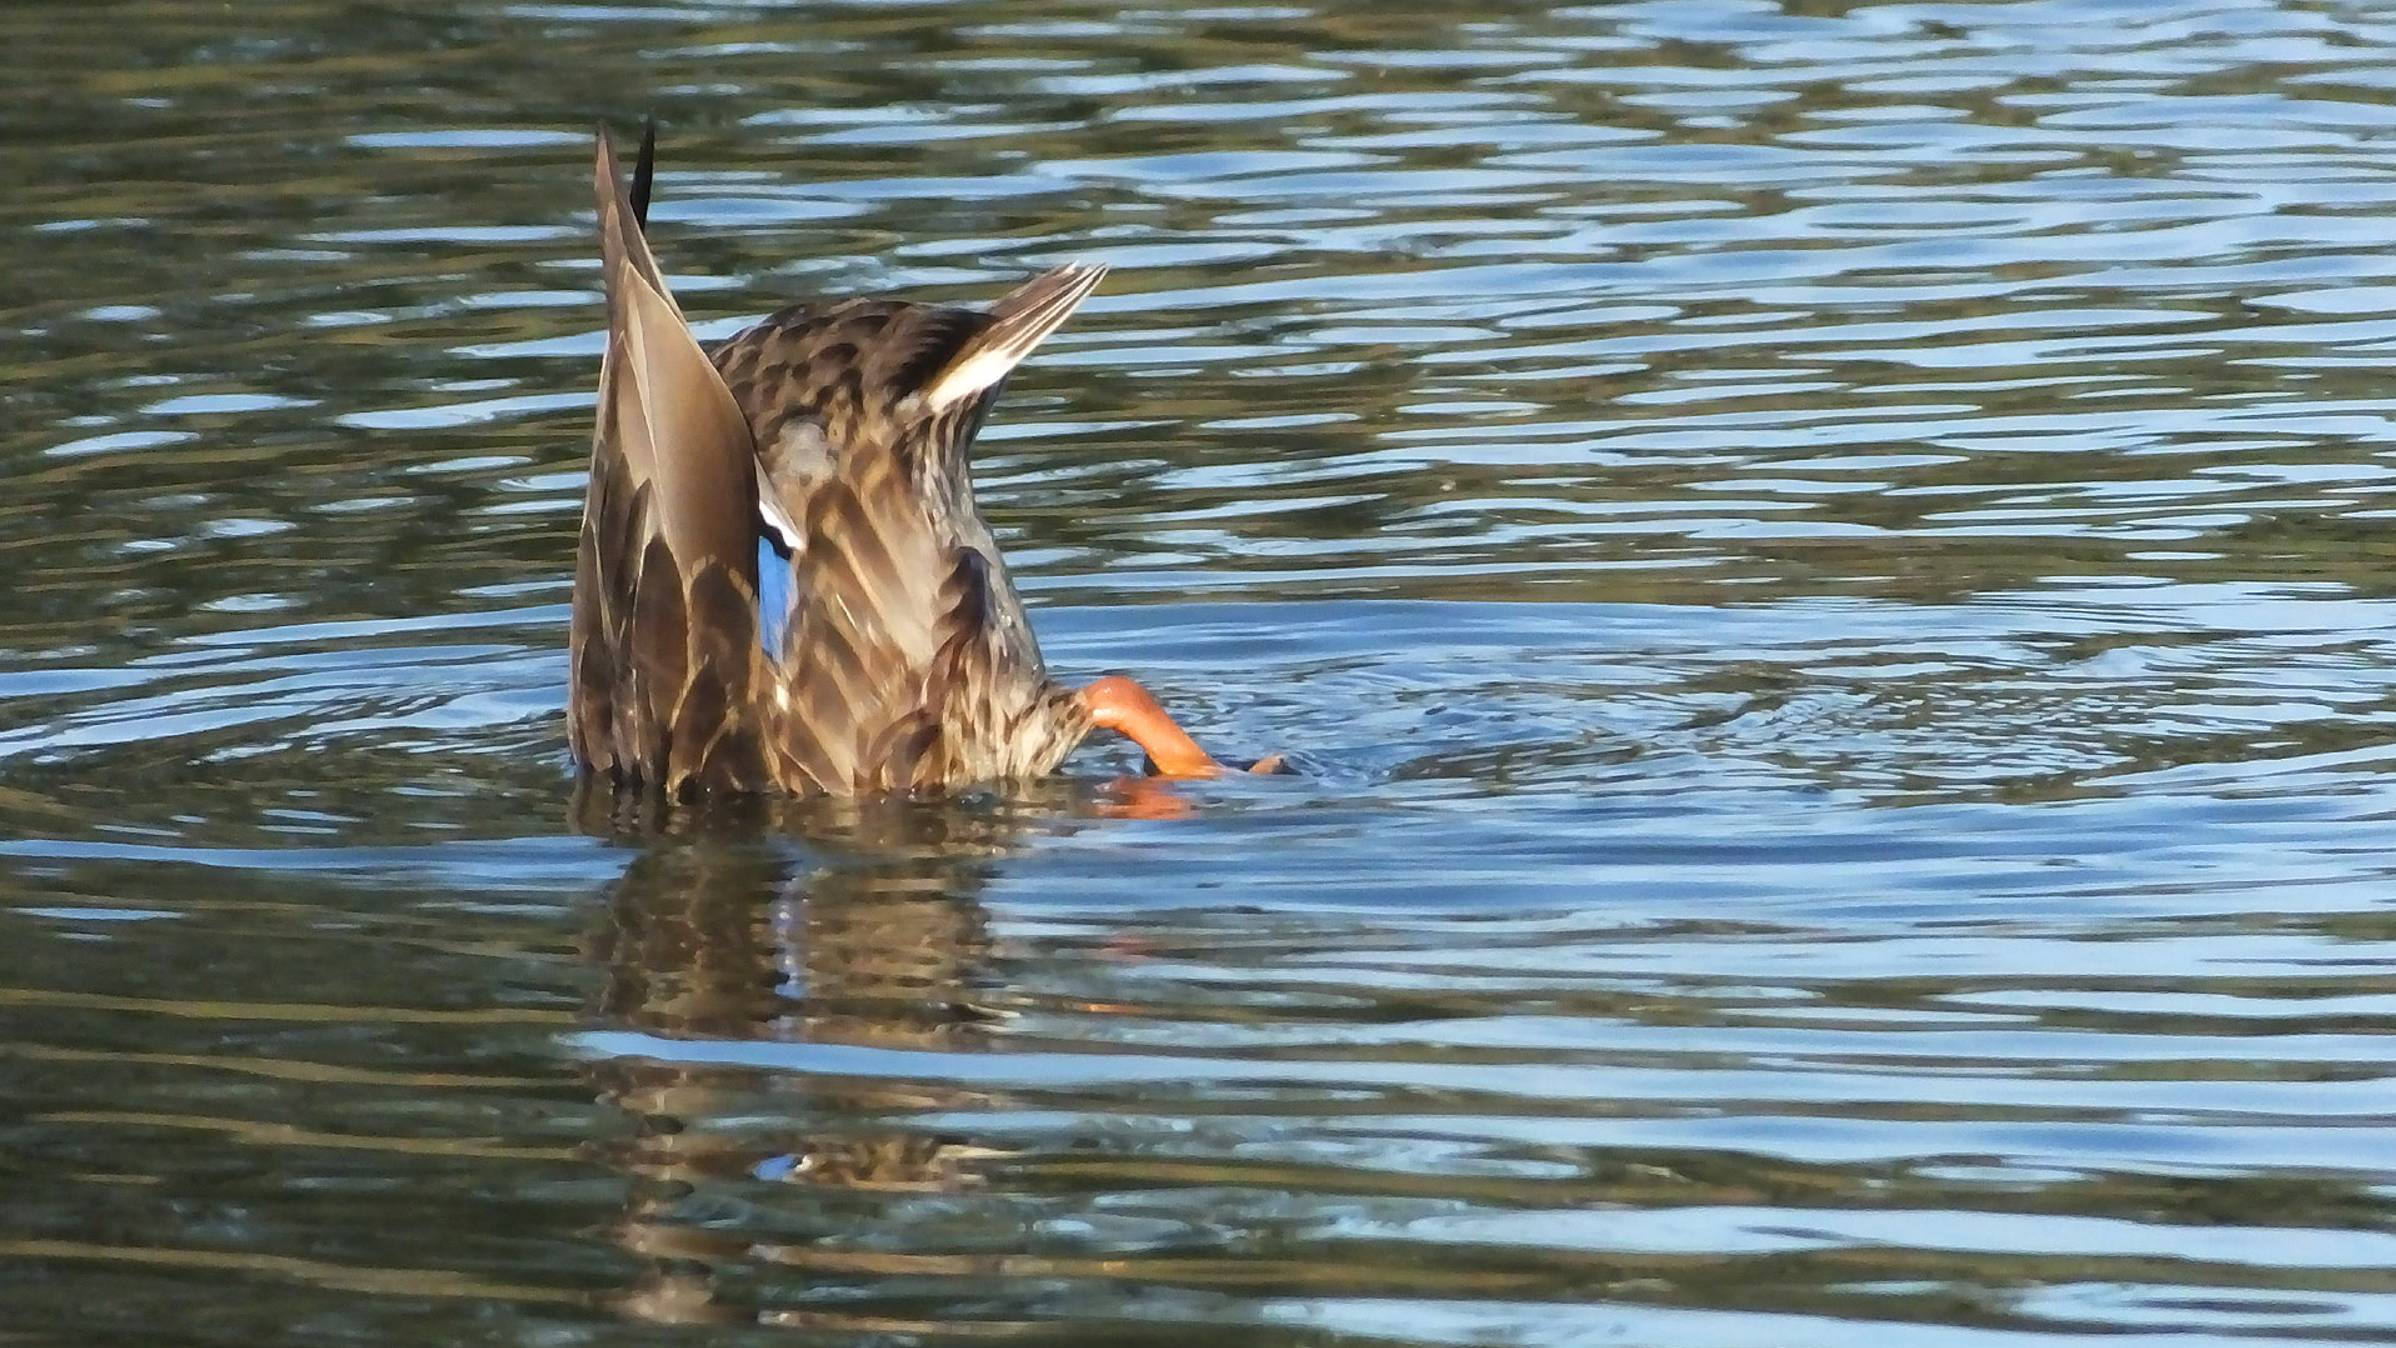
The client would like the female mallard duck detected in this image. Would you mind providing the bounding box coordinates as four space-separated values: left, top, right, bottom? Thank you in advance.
568 128 1244 796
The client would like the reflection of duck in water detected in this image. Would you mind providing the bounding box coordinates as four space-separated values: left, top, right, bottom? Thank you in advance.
577 791 1044 1327
570 127 1277 796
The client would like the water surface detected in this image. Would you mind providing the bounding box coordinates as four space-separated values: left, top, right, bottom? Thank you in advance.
4 1 2395 1343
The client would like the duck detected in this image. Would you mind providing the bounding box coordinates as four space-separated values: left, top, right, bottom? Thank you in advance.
568 126 1258 796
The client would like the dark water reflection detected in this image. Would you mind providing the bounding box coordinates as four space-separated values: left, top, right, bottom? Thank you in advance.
584 797 1014 1333
6 0 2396 1343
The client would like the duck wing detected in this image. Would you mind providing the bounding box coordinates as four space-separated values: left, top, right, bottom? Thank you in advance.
569 128 771 794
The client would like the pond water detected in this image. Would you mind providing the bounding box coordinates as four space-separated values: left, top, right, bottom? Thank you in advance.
5 1 2395 1343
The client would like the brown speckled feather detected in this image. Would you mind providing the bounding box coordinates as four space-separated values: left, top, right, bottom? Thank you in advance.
716 269 1105 792
571 128 1102 796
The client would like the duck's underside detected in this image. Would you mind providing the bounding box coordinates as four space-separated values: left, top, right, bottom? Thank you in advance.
567 128 1229 798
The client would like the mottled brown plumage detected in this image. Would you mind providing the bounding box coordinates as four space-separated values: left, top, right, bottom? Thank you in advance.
568 128 1145 797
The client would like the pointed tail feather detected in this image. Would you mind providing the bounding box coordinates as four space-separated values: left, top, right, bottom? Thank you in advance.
919 263 1107 412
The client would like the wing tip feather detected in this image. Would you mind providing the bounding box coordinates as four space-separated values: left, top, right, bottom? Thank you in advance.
920 263 1108 411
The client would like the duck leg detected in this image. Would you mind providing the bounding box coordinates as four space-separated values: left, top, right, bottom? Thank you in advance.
1079 676 1288 778
1080 675 1218 776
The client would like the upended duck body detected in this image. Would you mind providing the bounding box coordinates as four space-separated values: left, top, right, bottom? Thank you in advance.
568 129 1234 796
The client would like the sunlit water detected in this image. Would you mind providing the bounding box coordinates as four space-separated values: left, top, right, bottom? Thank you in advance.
5 1 2395 1343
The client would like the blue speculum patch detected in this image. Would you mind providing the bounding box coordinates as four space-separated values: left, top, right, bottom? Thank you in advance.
756 533 794 661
